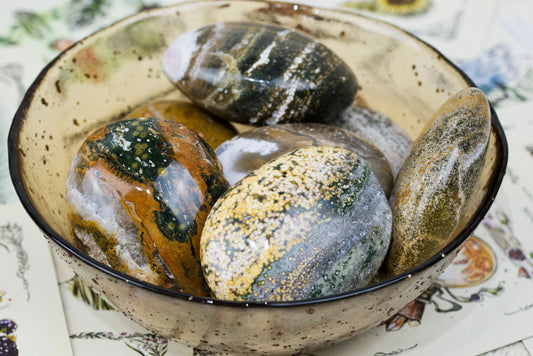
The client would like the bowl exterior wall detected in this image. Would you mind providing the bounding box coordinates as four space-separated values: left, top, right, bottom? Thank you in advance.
49 233 457 354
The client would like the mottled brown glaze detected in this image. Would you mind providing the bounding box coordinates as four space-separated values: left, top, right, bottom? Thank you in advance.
215 123 393 196
387 88 491 276
66 117 228 295
125 100 237 149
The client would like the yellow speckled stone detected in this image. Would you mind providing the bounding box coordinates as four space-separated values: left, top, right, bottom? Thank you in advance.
387 88 491 276
201 145 392 302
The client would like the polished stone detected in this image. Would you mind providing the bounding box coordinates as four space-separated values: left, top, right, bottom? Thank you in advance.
125 100 237 149
201 145 392 302
215 123 393 196
65 117 228 295
162 22 358 125
387 88 491 276
331 104 413 177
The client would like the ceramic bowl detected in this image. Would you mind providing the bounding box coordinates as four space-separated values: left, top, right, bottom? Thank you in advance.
8 1 507 354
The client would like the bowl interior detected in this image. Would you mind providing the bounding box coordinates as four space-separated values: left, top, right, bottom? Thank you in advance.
9 0 506 298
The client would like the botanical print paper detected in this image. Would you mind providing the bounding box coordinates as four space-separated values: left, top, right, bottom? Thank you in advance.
0 203 73 356
458 0 533 111
53 256 193 356
1 0 533 355
337 0 500 60
521 336 533 355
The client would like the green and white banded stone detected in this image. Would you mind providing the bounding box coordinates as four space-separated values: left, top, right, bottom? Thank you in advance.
162 22 358 126
201 145 392 302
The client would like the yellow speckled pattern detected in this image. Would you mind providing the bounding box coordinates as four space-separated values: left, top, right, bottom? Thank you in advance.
201 145 391 302
387 88 491 276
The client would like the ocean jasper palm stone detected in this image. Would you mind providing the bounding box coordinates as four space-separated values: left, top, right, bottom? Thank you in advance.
162 22 358 125
65 117 228 295
387 88 491 276
125 100 237 149
331 104 413 177
215 123 393 196
201 145 392 302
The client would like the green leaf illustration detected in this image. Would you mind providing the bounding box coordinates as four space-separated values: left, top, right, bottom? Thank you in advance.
60 275 114 310
70 331 168 356
0 223 30 301
66 0 112 28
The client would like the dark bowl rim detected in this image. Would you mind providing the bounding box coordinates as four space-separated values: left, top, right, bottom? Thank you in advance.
8 0 509 308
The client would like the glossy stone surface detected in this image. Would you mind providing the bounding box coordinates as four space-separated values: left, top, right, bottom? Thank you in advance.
387 88 491 276
331 104 413 177
201 145 392 302
65 117 228 295
162 22 358 125
125 100 237 149
215 123 393 196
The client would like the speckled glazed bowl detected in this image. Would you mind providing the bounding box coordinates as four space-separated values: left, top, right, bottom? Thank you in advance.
8 1 507 354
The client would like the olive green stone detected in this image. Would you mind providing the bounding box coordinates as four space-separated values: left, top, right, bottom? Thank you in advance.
162 22 358 125
387 88 491 276
201 145 392 302
215 123 393 196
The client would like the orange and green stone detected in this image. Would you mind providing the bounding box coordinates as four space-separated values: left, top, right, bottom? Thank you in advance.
65 117 228 295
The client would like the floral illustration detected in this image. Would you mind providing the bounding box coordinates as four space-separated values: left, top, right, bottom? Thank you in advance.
1 0 112 46
0 291 11 312
386 279 504 331
483 210 533 279
386 236 503 331
70 331 169 356
0 0 161 67
342 0 432 16
0 319 18 356
459 44 533 107
0 224 30 301
0 0 165 47
0 63 25 204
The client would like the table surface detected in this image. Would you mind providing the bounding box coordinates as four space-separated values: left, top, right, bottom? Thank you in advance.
1 0 533 355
